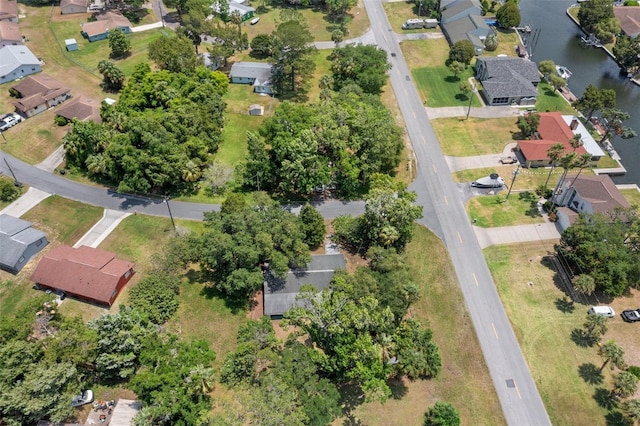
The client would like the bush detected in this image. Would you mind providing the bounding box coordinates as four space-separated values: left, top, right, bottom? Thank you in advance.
0 177 22 202
535 185 552 199
628 365 640 379
128 272 180 324
624 0 639 5
54 115 68 126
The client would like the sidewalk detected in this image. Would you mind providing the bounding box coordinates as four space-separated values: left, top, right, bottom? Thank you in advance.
74 209 131 248
0 187 51 217
473 222 562 249
36 145 65 173
426 105 521 119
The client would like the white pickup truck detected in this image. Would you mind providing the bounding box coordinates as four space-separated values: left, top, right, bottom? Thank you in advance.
0 113 23 131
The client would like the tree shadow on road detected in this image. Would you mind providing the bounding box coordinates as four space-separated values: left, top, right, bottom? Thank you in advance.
578 362 604 385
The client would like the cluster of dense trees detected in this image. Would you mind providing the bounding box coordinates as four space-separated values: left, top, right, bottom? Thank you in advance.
413 0 439 17
243 89 403 197
555 209 640 296
64 63 228 194
612 34 640 74
219 248 440 421
577 0 620 44
328 44 391 94
333 174 423 252
0 297 215 426
538 59 567 93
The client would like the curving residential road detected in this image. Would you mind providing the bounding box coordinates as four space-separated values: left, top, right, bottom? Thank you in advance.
362 0 551 424
0 150 364 220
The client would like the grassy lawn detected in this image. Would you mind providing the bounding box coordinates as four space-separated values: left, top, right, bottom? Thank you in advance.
413 67 482 108
401 38 450 70
485 28 521 57
431 117 516 156
49 20 166 77
486 241 616 425
97 214 246 369
596 154 619 169
244 0 369 42
345 225 505 425
467 191 544 227
383 2 440 34
621 188 640 207
21 196 103 245
535 82 576 114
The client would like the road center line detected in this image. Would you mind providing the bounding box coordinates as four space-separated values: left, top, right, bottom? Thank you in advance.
514 381 522 399
457 231 462 243
432 164 437 173
443 195 448 205
473 273 479 287
491 322 499 339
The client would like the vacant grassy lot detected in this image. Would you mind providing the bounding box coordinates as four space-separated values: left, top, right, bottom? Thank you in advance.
401 38 449 70
345 225 505 425
49 20 166 77
383 2 440 34
467 191 544 227
244 0 369 42
431 117 517 156
22 196 103 245
413 66 482 108
485 241 636 425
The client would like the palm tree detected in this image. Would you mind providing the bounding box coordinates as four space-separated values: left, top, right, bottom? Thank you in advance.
614 371 639 399
583 313 607 343
551 152 577 204
189 364 216 394
573 274 596 296
569 134 583 151
543 143 565 189
599 340 625 373
622 398 640 424
182 160 201 182
571 152 593 183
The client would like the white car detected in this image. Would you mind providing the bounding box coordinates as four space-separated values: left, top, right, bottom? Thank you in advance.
250 17 260 25
0 113 23 131
71 390 94 407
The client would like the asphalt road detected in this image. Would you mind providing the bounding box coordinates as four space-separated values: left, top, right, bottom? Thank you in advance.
0 150 364 220
362 1 551 424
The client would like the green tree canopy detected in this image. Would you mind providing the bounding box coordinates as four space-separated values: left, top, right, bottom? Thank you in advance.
97 60 126 92
496 0 520 28
572 84 616 122
329 44 391 94
193 195 311 301
108 29 131 59
555 211 640 296
424 402 461 426
299 203 326 249
578 0 614 32
448 40 475 66
613 35 640 73
270 19 316 97
148 34 202 73
128 272 180 324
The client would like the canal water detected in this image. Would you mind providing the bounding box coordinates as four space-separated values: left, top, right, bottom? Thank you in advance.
519 0 640 185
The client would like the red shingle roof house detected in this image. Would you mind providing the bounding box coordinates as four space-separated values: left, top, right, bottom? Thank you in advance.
0 21 20 48
613 6 640 38
55 96 102 123
0 0 19 23
516 112 592 168
553 174 630 230
12 74 72 117
31 245 135 306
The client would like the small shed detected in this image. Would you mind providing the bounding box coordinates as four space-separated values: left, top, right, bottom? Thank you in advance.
65 38 78 51
249 104 264 116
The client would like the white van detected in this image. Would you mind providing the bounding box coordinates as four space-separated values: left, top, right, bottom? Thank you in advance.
588 306 615 318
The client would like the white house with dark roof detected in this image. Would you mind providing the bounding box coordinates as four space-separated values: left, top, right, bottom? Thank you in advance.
0 45 41 83
440 0 491 55
554 174 630 231
229 61 273 94
263 254 346 318
12 74 72 117
0 214 48 274
475 56 539 106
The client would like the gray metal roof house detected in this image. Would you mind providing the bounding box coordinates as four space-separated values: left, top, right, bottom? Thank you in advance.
0 45 41 84
475 56 539 106
263 254 346 318
440 0 491 55
0 214 48 273
229 61 273 94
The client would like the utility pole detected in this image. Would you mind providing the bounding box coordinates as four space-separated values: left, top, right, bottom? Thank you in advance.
3 157 22 187
466 82 476 120
163 196 176 231
505 164 520 201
